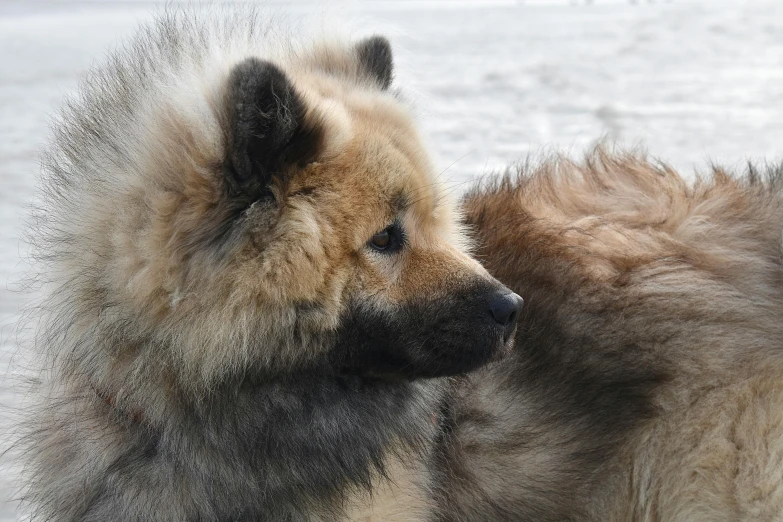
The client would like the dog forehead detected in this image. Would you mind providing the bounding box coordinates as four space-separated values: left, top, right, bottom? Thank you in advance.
349 108 438 205
279 65 442 231
291 67 414 158
300 114 436 202
339 142 439 222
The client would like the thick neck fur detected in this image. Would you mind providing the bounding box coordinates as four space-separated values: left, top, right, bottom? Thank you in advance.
26 337 442 521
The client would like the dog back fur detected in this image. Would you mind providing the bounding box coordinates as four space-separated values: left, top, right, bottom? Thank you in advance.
440 148 783 521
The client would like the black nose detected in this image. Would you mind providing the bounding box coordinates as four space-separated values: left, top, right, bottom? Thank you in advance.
489 291 524 342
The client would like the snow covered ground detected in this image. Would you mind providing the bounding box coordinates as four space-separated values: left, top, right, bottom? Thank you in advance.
2 0 782 518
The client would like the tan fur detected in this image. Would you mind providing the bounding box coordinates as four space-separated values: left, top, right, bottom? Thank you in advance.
19 11 522 521
42 24 481 407
450 147 783 521
97 51 463 387
344 452 436 522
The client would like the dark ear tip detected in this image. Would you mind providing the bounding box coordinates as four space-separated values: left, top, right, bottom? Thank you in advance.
355 35 393 90
228 58 291 123
358 35 391 54
226 57 312 195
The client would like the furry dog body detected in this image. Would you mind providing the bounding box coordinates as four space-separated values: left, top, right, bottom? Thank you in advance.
438 150 783 521
19 9 783 521
19 11 520 521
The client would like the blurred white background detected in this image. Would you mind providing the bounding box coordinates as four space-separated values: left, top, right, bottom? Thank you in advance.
2 0 782 518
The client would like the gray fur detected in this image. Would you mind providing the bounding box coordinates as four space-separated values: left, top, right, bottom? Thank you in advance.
15 8 510 522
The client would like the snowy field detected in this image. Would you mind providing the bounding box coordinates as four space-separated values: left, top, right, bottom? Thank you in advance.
2 0 783 518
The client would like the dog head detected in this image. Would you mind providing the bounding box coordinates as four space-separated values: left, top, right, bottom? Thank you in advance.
46 30 521 388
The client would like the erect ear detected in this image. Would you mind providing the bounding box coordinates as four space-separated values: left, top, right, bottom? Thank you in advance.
355 35 393 90
225 58 322 199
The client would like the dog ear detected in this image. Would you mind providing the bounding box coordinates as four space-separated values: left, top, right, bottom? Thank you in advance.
226 58 322 199
355 36 393 90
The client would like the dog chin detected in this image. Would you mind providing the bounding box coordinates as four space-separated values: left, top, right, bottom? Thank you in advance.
338 334 512 382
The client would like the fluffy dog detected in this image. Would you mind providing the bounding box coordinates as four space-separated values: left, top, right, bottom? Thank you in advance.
18 10 521 521
20 7 782 522
436 149 783 521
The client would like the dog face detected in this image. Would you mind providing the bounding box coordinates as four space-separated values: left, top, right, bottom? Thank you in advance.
70 36 521 386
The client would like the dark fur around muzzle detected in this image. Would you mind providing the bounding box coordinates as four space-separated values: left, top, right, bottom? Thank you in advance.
333 280 522 379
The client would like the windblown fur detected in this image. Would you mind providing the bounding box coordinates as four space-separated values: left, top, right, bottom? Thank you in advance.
19 6 783 521
17 9 519 521
437 149 783 521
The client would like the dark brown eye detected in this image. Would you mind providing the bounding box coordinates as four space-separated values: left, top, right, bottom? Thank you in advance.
370 230 391 250
368 223 403 253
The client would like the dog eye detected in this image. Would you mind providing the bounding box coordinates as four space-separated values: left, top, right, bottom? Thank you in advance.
370 230 391 250
368 224 403 253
